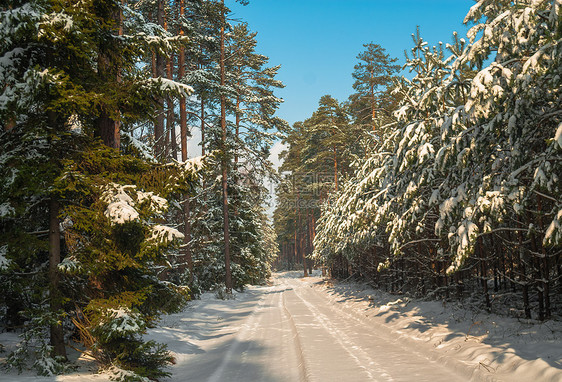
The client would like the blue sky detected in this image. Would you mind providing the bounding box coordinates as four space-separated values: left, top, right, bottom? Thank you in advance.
221 0 477 211
229 0 475 126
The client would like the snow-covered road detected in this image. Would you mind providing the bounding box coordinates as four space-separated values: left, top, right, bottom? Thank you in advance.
156 272 467 382
2 271 559 381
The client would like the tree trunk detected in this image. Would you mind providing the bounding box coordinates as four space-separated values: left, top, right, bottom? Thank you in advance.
177 0 192 282
370 78 376 132
165 18 175 159
154 0 166 160
220 1 232 293
183 197 193 281
536 195 551 319
179 40 187 162
179 93 187 160
294 222 298 269
97 110 120 149
307 214 313 274
96 3 121 151
166 101 174 158
200 47 206 157
518 230 532 319
49 199 67 360
201 96 206 156
235 95 240 164
529 229 545 320
333 142 338 192
479 237 491 311
299 206 307 277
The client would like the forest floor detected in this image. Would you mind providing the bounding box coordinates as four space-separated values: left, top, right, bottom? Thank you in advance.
0 271 561 381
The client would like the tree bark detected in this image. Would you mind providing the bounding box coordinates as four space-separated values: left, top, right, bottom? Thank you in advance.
200 46 206 157
96 2 122 150
479 237 491 311
298 195 307 277
306 215 314 275
179 0 188 162
370 76 376 132
165 33 175 159
201 96 206 156
536 195 551 319
177 0 192 282
333 142 338 192
154 0 166 160
235 95 240 164
220 1 233 293
97 110 120 149
518 230 532 319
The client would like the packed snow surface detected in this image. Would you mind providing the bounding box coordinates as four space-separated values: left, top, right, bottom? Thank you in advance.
0 271 560 381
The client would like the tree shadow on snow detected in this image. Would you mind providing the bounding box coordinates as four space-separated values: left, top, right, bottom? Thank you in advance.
317 279 562 372
169 340 289 382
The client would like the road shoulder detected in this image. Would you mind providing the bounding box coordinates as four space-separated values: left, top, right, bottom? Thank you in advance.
305 274 562 382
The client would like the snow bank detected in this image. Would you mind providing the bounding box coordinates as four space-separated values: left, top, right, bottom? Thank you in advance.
312 277 562 382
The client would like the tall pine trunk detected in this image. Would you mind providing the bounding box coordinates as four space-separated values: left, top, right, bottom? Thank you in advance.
165 16 175 159
536 195 551 319
518 229 532 319
96 2 122 149
370 77 376 132
298 194 307 277
154 0 166 160
294 221 298 269
177 0 193 281
97 110 120 149
235 95 240 164
199 47 206 156
333 143 338 192
201 96 206 156
479 237 491 311
220 1 233 293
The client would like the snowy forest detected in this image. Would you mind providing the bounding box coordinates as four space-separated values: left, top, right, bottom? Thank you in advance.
1 0 281 379
1 0 561 381
274 1 561 324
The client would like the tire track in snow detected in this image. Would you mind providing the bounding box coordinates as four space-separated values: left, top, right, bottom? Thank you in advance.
280 285 310 382
289 280 395 382
311 282 465 377
205 291 267 382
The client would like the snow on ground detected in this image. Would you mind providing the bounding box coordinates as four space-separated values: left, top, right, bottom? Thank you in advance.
309 273 562 382
0 332 108 382
0 271 560 381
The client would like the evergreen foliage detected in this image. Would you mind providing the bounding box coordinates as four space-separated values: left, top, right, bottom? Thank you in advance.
349 42 401 132
1 0 283 379
308 0 561 320
274 0 561 321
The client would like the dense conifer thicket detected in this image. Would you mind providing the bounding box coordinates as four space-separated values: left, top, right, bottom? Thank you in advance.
274 0 561 321
0 0 282 379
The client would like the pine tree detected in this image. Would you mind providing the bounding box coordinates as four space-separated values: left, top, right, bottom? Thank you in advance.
1 1 196 378
150 0 284 295
274 95 360 276
350 43 400 132
313 0 561 320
